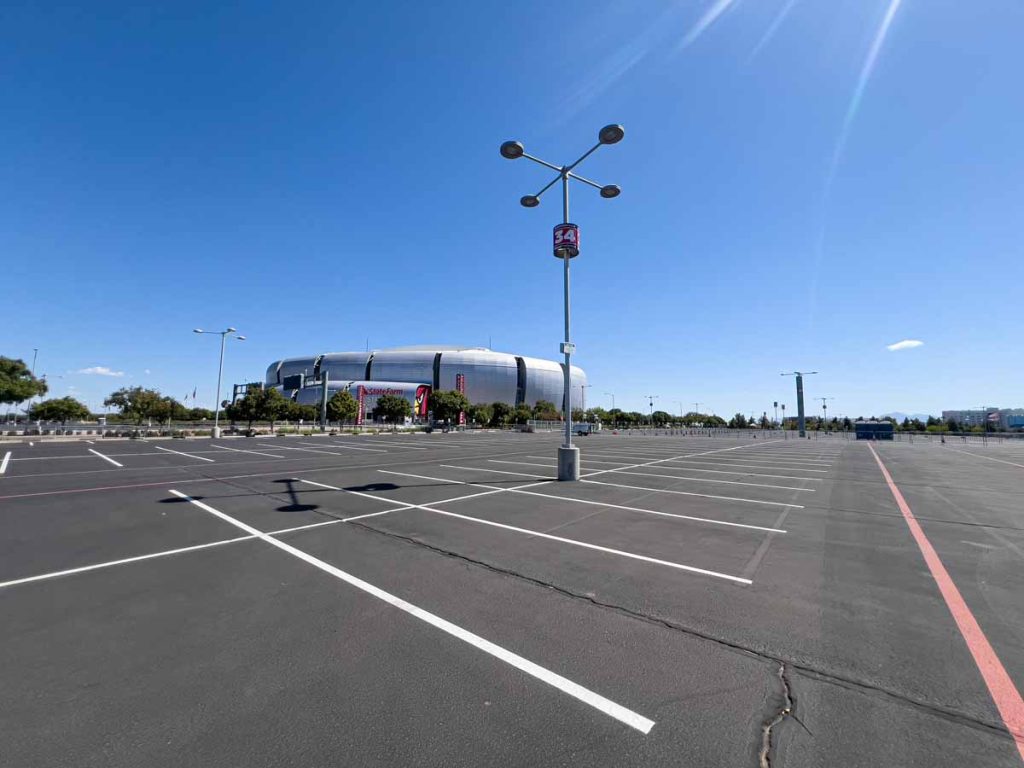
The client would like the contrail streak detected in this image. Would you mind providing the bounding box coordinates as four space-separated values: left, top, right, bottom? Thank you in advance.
826 0 904 189
677 0 740 51
747 0 800 61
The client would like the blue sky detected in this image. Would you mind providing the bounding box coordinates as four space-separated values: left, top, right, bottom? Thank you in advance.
3 0 1022 418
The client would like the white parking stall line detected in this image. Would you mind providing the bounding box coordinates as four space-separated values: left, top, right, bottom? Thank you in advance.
155 445 215 463
590 468 815 492
527 455 628 466
579 440 786 481
88 448 123 467
0 503 420 591
665 459 828 473
378 470 793 529
214 444 286 459
441 464 557 480
579 478 802 511
615 464 824 482
0 451 10 474
317 442 388 453
169 490 655 734
257 443 367 457
491 459 569 470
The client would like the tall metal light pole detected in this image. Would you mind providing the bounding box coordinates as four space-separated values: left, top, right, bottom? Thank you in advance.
816 396 834 431
500 123 624 480
581 384 592 412
646 394 659 426
781 371 817 437
773 401 779 427
604 392 615 410
194 328 245 438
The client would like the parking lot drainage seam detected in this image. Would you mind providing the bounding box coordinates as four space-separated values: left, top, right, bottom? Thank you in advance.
346 518 1013 741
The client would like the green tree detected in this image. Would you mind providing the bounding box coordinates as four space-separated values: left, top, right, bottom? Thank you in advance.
104 387 166 424
430 389 470 424
0 357 48 411
188 407 215 421
587 406 609 424
373 394 412 425
945 418 959 432
571 407 587 423
652 410 672 426
466 402 493 427
28 397 91 424
532 399 559 420
511 404 534 424
489 401 512 427
229 386 290 431
728 413 748 429
326 390 359 424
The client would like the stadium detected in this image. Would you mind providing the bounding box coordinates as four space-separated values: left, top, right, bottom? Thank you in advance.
264 346 588 422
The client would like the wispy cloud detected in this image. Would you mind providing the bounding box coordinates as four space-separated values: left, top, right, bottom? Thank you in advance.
886 339 923 352
827 0 903 189
76 366 125 377
747 0 800 61
144 369 151 375
677 0 740 52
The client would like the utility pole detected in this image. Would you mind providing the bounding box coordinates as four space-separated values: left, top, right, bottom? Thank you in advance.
781 372 817 437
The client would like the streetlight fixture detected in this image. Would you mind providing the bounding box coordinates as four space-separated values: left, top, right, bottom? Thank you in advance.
581 383 592 412
500 123 624 480
816 396 835 432
781 371 817 437
194 327 245 438
646 394 659 426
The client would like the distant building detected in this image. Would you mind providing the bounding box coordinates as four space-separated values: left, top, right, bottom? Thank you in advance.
941 407 1023 429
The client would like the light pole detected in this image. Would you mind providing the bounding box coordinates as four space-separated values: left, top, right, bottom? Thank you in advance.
500 123 624 480
604 392 615 410
781 371 817 437
646 394 659 426
816 396 834 431
581 384 592 413
194 327 246 438
773 401 779 428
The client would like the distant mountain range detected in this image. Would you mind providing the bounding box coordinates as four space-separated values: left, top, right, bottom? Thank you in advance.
882 412 935 422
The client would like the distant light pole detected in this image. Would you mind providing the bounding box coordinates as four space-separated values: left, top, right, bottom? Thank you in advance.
773 401 779 427
646 394 659 426
500 123 624 481
194 327 246 438
604 392 615 410
816 396 834 431
581 384 592 412
675 401 685 419
781 372 817 437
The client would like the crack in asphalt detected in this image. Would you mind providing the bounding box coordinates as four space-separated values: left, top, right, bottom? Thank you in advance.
344 518 1016 746
759 663 812 767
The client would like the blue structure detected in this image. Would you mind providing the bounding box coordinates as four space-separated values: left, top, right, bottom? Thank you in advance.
855 421 895 440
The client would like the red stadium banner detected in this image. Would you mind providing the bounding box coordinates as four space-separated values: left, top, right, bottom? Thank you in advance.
456 373 466 425
356 385 366 426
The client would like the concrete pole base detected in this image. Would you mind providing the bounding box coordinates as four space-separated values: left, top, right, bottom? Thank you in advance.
212 426 222 439
557 445 580 481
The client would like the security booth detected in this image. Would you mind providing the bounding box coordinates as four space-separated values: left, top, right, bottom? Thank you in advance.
855 420 894 440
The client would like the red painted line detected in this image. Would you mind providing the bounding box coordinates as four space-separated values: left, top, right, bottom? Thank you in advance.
868 444 1024 762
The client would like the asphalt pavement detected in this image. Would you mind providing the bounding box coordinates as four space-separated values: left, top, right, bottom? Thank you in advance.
2 431 1022 766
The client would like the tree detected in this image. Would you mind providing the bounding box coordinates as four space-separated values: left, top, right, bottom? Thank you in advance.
651 410 672 426
229 386 290 431
466 402 493 427
327 390 359 424
430 389 470 424
104 387 166 425
373 394 411 425
532 400 559 420
28 397 90 424
607 408 623 426
489 402 512 427
188 407 215 421
512 404 534 424
0 357 48 410
946 418 960 432
728 413 748 429
587 406 609 424
760 414 771 429
572 408 587 423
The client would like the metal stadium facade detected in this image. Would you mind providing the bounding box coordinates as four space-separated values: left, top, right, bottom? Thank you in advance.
264 346 587 419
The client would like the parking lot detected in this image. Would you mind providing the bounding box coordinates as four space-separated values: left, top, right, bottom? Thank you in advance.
2 431 1022 766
